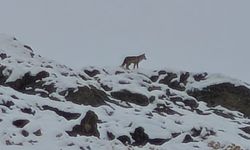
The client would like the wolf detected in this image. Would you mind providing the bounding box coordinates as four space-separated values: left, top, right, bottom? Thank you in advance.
121 53 146 69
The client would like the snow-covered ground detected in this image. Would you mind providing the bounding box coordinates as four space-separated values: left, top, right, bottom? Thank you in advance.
0 34 250 150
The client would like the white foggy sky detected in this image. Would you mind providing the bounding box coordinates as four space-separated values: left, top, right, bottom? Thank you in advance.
0 0 250 83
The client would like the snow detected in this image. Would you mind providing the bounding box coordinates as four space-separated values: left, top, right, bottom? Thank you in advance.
0 34 250 150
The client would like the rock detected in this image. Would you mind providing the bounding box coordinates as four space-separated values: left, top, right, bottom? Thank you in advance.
84 69 100 77
150 75 159 82
240 126 250 134
100 83 112 91
13 119 30 128
182 134 194 143
130 127 149 146
183 98 199 109
159 73 178 85
0 53 7 60
148 86 162 92
0 65 7 84
148 138 169 145
172 132 181 138
107 131 115 140
193 72 207 81
212 109 235 120
65 86 108 107
33 129 42 136
21 130 29 137
67 110 100 137
188 83 250 117
169 80 185 91
153 104 182 116
117 135 131 145
180 72 190 85
191 127 202 137
21 108 35 115
42 105 81 120
0 100 14 108
23 45 33 52
159 73 186 91
115 71 125 75
6 71 50 93
158 70 167 75
111 90 149 106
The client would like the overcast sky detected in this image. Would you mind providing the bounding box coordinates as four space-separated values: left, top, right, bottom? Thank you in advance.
0 0 250 83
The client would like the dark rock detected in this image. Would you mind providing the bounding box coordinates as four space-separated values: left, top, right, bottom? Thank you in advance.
111 90 149 106
180 72 190 85
158 95 166 100
153 104 182 116
170 96 183 105
65 86 108 107
159 72 178 85
195 109 211 115
200 128 216 139
117 135 131 145
130 127 149 146
6 71 50 93
21 108 35 115
172 132 181 138
169 80 185 91
183 98 199 109
240 126 250 134
191 127 202 137
84 69 100 77
0 100 14 108
67 110 100 137
188 83 250 117
150 75 159 82
42 105 81 120
23 45 33 52
149 96 155 103
193 72 208 81
101 83 112 91
182 134 194 143
118 80 130 84
21 130 29 137
212 109 235 120
158 70 167 75
33 129 42 136
159 73 185 91
148 86 161 92
148 138 169 145
13 119 30 128
0 53 7 60
0 65 7 84
239 133 250 140
107 131 115 140
115 71 125 75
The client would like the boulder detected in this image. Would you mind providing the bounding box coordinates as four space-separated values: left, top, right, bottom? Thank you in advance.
117 135 131 145
130 127 149 146
65 86 108 107
111 90 149 106
182 134 194 143
12 119 30 128
66 110 100 137
188 83 250 117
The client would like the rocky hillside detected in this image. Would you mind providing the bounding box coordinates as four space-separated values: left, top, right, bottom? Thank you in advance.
0 34 250 150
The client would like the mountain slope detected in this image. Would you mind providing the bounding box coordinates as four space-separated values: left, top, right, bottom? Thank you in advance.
0 34 250 150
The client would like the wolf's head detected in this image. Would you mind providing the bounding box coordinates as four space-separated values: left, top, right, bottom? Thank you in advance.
141 53 147 60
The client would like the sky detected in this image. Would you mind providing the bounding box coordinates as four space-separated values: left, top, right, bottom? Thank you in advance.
0 0 250 83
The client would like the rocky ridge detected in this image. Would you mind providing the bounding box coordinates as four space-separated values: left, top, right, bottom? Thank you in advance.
0 34 250 150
